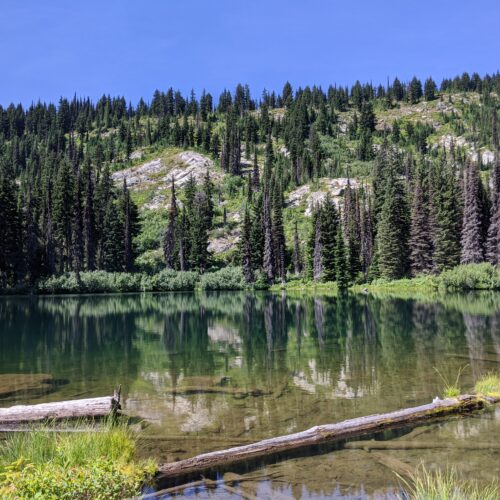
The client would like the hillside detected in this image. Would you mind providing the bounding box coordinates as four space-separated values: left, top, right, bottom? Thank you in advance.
0 72 499 289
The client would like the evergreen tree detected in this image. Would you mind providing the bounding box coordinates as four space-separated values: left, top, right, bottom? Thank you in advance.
83 161 96 270
461 161 485 263
241 205 254 283
72 171 84 282
424 78 437 101
409 168 433 275
335 225 349 292
262 190 275 282
375 173 410 279
313 210 323 281
292 220 303 276
432 159 462 271
163 178 177 269
320 194 339 281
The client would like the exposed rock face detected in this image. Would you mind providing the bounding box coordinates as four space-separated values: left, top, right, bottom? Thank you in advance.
438 135 496 165
112 151 219 190
208 228 241 254
287 178 361 216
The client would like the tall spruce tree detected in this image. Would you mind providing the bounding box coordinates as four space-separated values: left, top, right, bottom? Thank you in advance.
409 167 433 275
375 172 410 279
461 161 485 263
163 178 178 269
242 205 254 283
320 194 339 282
292 220 303 277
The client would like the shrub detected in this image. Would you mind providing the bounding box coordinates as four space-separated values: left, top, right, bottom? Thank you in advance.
438 263 500 291
37 272 144 294
198 267 245 290
145 269 199 291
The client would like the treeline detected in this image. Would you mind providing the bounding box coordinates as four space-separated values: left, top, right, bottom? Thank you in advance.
0 71 499 289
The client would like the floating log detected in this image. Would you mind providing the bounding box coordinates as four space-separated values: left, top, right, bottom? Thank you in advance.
0 388 120 430
156 394 497 482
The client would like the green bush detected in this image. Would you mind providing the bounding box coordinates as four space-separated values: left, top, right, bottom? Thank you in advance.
145 269 199 291
438 263 500 291
198 267 245 290
37 272 143 294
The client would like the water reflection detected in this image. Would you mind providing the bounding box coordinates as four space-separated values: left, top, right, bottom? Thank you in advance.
1 292 500 494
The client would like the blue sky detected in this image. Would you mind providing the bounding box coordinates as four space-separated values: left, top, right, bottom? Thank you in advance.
1 0 499 105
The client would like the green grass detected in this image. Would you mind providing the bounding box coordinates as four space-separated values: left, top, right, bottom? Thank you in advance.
0 421 155 499
399 466 500 500
475 373 500 398
433 365 468 399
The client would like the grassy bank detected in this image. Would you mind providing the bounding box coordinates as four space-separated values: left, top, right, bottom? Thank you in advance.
271 263 500 295
0 422 155 499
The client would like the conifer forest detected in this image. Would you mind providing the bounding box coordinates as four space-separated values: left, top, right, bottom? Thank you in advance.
1 73 499 292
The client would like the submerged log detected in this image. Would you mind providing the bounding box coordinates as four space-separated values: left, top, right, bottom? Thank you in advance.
345 439 500 451
0 388 120 429
156 394 496 482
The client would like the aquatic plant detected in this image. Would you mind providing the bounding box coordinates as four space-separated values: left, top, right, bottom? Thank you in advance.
398 466 500 500
433 365 468 399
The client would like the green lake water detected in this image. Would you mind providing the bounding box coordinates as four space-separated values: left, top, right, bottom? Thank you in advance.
1 291 500 498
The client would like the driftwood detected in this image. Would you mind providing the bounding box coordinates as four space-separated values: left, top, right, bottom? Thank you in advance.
0 388 120 430
361 450 416 479
156 394 496 482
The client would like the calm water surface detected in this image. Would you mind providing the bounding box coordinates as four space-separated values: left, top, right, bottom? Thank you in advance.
1 291 500 498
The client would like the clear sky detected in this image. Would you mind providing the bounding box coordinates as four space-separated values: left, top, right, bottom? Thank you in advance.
1 0 499 106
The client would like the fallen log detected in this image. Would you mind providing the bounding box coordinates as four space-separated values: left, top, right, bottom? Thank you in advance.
0 388 120 429
345 439 500 451
360 450 416 479
156 394 497 482
162 387 272 398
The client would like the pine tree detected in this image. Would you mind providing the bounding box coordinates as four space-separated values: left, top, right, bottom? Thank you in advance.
272 185 286 282
262 189 275 282
313 210 323 281
163 178 177 269
424 78 437 101
252 149 260 190
375 172 410 279
53 159 75 272
320 194 338 281
335 225 349 292
242 206 254 283
83 161 96 270
409 168 433 275
72 171 84 282
433 159 462 271
292 221 303 277
461 161 485 263
122 179 135 272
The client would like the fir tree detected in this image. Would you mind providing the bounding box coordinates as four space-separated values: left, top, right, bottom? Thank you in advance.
409 168 433 275
160 178 177 268
335 225 349 292
242 205 254 283
262 190 275 283
320 194 339 282
375 173 410 279
461 161 485 263
292 220 303 277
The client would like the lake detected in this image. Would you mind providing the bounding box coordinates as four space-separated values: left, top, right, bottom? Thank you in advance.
1 291 500 498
